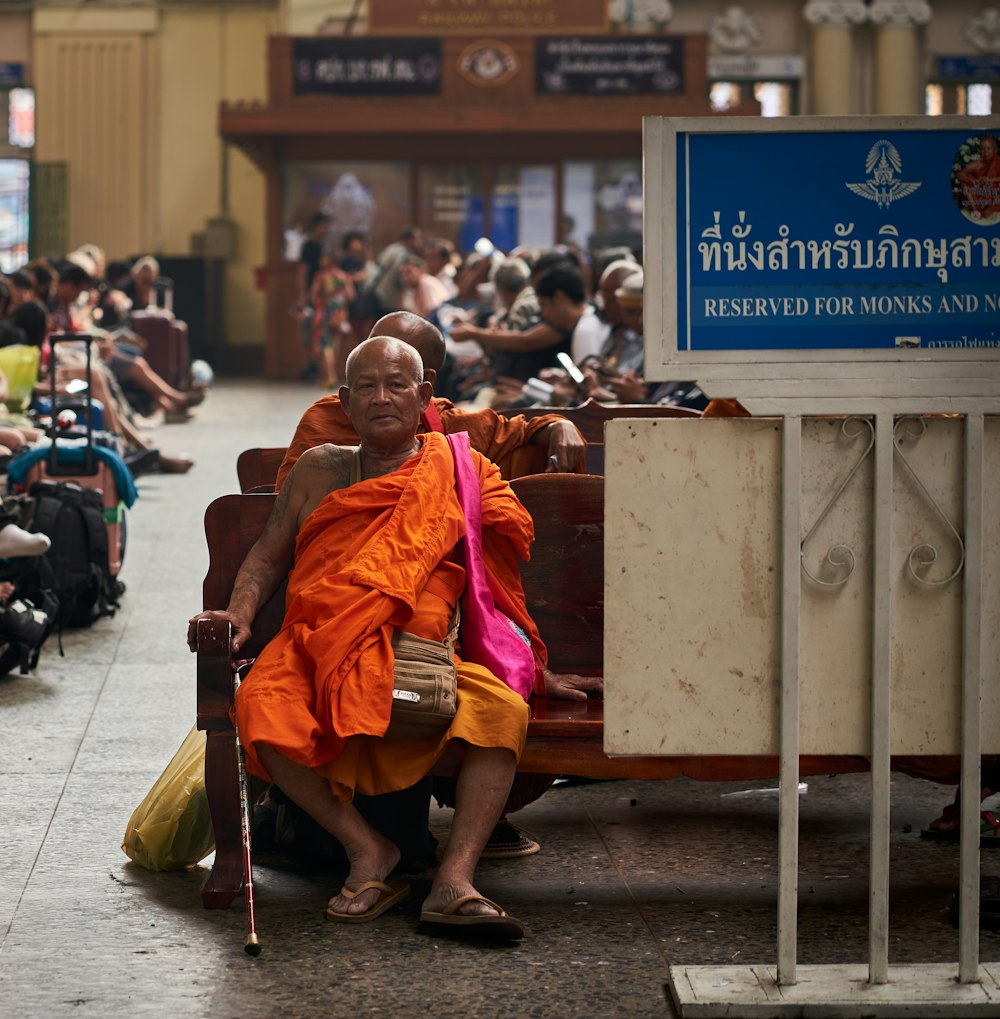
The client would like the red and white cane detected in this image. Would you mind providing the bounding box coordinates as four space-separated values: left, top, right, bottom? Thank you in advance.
233 658 261 956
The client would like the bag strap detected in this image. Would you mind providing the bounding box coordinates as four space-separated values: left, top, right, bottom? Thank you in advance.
349 446 362 485
30 487 63 540
444 603 460 649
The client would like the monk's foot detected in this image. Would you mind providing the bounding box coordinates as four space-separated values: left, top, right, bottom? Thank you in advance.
326 836 401 917
421 879 502 919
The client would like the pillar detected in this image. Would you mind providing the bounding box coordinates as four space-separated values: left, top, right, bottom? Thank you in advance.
803 1 868 114
869 0 932 115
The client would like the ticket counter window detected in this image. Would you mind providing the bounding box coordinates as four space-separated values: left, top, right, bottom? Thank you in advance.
709 80 796 116
926 82 995 117
562 159 642 252
281 160 411 259
417 166 486 253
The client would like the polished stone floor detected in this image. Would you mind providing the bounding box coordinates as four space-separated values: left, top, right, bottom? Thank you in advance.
0 379 996 1018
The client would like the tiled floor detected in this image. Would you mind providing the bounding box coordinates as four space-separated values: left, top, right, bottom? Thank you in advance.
1 379 996 1018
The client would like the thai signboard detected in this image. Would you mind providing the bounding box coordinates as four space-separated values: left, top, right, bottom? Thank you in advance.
643 116 1000 400
937 55 1000 80
293 38 442 96
368 0 607 35
536 36 683 96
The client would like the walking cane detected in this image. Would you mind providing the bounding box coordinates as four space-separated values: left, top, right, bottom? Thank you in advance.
233 658 261 956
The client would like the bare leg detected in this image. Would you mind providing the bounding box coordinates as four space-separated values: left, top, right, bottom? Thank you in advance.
256 744 400 915
0 427 25 450
422 746 517 918
319 344 337 388
126 357 189 406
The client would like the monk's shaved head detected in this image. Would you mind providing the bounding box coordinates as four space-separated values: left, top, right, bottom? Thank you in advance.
345 336 424 387
369 311 447 372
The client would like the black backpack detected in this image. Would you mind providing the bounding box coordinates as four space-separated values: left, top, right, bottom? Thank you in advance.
0 590 60 676
27 480 124 628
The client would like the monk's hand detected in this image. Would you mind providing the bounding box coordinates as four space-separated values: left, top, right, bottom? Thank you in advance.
186 610 251 655
545 420 585 473
542 667 604 701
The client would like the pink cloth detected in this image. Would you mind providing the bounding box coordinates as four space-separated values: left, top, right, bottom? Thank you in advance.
447 432 537 701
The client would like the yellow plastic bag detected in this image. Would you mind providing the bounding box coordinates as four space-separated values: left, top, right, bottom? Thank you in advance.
122 724 215 871
0 344 40 415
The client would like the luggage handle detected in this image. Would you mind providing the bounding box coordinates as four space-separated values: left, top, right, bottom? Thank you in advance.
47 332 96 477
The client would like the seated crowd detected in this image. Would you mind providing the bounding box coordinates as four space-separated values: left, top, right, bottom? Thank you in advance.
0 246 209 477
294 220 712 415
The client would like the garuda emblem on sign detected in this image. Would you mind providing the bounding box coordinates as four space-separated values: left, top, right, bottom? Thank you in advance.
846 140 922 210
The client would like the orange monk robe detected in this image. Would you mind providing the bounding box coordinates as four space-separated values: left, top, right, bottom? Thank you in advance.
274 394 583 490
235 432 545 801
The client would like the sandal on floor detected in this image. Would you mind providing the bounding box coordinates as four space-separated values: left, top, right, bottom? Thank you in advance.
480 819 541 860
419 895 525 941
921 810 1000 845
325 880 409 923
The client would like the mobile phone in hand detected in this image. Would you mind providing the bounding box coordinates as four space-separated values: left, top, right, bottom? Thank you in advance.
556 351 586 385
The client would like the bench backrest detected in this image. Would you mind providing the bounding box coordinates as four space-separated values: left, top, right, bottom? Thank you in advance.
237 402 695 492
510 473 603 676
236 447 284 494
504 398 699 444
203 493 285 657
203 473 605 673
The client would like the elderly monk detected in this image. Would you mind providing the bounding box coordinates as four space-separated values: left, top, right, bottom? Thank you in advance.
278 310 598 705
275 311 586 489
190 336 536 939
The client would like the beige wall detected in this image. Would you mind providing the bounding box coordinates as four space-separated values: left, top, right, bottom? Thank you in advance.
33 11 158 260
0 14 31 64
32 6 274 352
158 9 276 350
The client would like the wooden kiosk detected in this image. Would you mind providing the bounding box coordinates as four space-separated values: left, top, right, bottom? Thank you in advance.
218 22 720 378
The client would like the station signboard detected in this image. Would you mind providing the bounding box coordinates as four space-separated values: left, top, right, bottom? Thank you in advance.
643 116 1000 401
293 38 442 96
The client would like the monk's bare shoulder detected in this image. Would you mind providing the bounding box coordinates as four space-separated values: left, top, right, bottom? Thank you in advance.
287 444 357 521
295 444 355 484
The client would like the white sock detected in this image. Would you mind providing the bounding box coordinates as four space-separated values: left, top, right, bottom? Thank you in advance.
0 524 51 558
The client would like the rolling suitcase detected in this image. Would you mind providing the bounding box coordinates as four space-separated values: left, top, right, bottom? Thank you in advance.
22 333 128 577
130 278 189 388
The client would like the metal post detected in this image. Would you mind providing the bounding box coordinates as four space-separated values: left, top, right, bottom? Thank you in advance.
778 415 802 985
959 412 985 983
869 413 893 984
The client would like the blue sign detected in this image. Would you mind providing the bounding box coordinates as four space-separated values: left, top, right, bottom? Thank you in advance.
0 63 24 86
676 127 1000 352
937 55 1000 80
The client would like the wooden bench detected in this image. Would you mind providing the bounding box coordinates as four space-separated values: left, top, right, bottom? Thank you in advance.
195 474 873 908
503 397 700 444
234 401 699 492
235 447 284 494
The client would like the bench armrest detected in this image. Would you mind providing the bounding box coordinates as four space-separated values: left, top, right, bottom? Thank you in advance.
196 618 235 733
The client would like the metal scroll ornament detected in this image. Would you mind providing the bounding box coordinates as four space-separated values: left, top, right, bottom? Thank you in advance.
892 416 966 588
800 417 874 588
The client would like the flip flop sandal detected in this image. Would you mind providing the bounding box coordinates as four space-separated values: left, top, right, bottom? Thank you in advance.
419 894 525 941
921 810 1000 845
325 879 410 923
